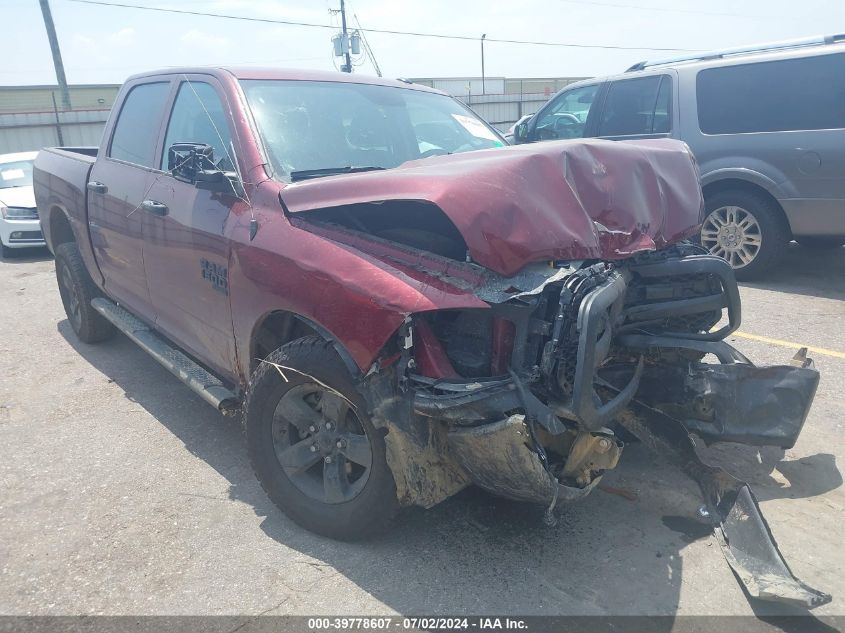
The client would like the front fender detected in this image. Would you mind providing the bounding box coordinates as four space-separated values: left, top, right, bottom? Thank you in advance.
229 209 488 384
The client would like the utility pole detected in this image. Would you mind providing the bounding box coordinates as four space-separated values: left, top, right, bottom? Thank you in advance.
480 34 486 95
340 0 352 73
38 0 71 110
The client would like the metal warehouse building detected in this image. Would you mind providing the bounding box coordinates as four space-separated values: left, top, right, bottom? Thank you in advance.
0 84 119 154
410 76 588 131
0 75 587 153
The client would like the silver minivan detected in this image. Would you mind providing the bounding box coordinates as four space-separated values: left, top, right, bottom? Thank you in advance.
512 35 845 279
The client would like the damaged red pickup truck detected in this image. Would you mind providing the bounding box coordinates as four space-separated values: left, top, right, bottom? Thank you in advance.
34 68 828 608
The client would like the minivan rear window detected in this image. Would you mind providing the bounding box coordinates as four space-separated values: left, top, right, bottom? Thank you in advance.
697 52 845 134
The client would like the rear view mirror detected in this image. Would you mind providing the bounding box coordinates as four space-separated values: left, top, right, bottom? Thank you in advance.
168 142 215 182
195 169 223 184
512 115 532 144
167 142 237 195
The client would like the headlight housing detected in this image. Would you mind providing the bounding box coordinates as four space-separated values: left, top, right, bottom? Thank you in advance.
0 206 38 220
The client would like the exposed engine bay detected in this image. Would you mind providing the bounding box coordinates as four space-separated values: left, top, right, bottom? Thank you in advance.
286 137 828 609
400 241 813 495
322 234 828 610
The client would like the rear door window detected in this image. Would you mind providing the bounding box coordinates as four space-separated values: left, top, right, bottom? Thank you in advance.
598 75 672 137
697 52 845 134
108 82 171 167
161 81 235 172
534 84 600 140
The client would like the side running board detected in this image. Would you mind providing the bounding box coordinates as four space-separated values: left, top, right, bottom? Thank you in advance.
91 298 241 415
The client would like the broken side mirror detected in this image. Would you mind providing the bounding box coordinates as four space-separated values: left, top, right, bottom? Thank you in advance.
168 142 212 182
167 142 238 195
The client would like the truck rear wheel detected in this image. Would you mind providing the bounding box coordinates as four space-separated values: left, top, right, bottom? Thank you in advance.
55 242 116 344
245 337 397 540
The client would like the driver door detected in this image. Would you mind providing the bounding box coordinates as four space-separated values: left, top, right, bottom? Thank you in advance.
529 83 605 142
141 77 240 379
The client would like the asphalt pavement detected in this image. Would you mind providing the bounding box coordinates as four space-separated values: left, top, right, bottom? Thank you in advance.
1 244 843 619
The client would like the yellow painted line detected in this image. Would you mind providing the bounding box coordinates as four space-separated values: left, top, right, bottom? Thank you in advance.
729 330 845 360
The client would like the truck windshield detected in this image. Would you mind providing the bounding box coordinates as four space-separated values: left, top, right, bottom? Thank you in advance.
240 79 505 182
0 160 34 189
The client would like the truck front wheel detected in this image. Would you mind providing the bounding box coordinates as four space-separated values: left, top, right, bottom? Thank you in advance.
245 337 397 540
54 242 115 344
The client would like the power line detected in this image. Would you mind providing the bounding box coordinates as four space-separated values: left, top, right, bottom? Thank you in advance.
353 12 382 77
558 0 774 18
64 0 702 52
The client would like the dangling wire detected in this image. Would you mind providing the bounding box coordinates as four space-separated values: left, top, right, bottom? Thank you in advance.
182 76 260 238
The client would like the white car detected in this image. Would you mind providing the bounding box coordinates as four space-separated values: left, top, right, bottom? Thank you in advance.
0 151 44 257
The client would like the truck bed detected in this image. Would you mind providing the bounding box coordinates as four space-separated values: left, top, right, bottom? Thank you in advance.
33 147 98 263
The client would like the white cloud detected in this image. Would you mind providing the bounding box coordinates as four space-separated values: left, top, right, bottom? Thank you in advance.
70 33 98 56
70 28 136 58
180 29 233 56
108 28 137 48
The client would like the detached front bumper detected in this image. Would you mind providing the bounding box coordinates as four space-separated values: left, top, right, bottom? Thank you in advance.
609 335 819 449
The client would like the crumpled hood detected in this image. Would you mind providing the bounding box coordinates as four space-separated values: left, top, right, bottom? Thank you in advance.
281 138 704 276
0 185 36 210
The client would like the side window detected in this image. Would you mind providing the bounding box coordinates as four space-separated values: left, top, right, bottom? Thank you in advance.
109 82 171 167
697 53 845 134
598 75 671 137
534 84 599 140
653 76 672 134
161 82 234 172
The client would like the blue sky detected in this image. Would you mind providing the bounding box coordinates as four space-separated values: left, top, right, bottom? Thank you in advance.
6 0 844 85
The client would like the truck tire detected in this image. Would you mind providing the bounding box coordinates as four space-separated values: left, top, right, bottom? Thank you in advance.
700 190 790 280
54 242 116 344
245 336 397 540
1 242 13 259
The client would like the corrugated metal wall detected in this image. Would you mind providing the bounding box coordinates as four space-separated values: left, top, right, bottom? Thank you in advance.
0 79 583 153
414 77 507 98
504 78 587 95
0 95 559 151
0 110 108 154
464 93 555 132
0 85 120 113
0 84 119 154
410 76 590 132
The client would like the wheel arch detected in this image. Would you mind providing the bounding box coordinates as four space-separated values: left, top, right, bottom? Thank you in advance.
701 178 792 236
46 204 76 253
248 309 363 380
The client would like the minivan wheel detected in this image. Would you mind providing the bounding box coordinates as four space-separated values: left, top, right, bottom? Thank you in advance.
701 191 789 280
245 337 397 540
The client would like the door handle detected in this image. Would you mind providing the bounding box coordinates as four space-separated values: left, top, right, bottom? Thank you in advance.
87 181 108 194
141 200 169 216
